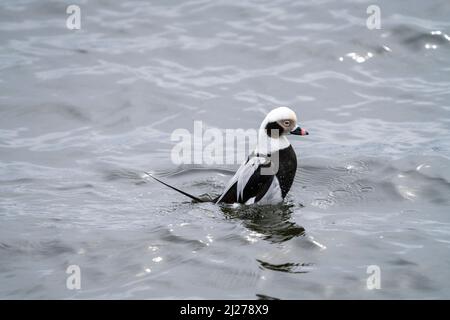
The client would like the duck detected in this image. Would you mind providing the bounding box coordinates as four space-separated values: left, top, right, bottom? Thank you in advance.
216 106 308 204
146 106 308 205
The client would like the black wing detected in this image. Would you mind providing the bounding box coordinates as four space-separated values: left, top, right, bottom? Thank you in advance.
216 155 275 204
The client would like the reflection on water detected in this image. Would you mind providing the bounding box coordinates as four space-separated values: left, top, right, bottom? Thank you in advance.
1 0 450 299
221 202 305 243
257 260 314 274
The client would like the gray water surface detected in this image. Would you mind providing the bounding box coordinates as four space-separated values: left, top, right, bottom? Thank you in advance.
1 0 450 299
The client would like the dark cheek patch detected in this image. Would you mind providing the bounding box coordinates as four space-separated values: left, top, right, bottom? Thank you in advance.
265 121 284 137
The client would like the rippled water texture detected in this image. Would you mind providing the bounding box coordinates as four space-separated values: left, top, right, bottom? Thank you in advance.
1 0 450 299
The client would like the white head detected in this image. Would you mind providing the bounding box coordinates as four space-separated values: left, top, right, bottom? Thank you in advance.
256 106 308 154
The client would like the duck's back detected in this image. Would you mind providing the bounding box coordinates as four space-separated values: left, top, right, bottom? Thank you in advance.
216 145 297 205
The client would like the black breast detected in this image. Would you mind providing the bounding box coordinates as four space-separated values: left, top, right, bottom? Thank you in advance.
274 145 297 198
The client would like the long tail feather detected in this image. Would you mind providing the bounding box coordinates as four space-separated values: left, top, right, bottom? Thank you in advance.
144 172 206 203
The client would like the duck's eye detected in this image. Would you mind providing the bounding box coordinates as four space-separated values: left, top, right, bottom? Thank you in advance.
283 120 290 126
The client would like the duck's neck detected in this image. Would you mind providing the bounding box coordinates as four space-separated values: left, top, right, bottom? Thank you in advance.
255 127 290 155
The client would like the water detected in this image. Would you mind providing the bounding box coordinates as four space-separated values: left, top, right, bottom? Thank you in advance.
1 0 450 299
